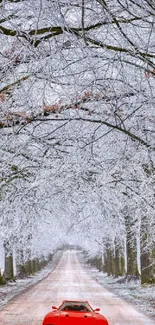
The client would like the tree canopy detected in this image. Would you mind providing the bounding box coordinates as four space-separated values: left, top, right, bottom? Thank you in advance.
0 0 155 282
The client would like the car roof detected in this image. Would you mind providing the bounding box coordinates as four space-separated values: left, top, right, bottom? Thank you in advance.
62 300 88 303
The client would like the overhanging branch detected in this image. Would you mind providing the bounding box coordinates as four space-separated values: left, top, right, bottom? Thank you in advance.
31 116 154 150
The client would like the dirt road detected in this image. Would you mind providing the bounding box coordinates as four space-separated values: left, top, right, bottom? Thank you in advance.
0 250 155 325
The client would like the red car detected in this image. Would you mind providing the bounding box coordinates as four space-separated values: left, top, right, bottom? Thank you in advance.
42 300 109 325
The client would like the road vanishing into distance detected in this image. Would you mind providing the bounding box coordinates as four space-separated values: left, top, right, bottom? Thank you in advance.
0 250 155 325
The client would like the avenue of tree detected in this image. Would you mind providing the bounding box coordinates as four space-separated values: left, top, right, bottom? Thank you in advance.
0 0 155 284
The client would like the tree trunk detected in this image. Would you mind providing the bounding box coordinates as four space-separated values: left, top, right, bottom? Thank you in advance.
4 254 14 280
125 215 139 277
25 259 33 274
31 259 37 274
126 238 138 275
140 217 155 284
105 244 115 276
3 241 14 280
0 269 6 284
140 249 154 284
114 243 124 276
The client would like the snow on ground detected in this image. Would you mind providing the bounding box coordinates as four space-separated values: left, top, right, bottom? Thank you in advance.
81 259 155 320
0 249 155 323
0 251 62 310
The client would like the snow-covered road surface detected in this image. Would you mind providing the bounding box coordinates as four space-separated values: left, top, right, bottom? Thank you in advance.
0 250 154 325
